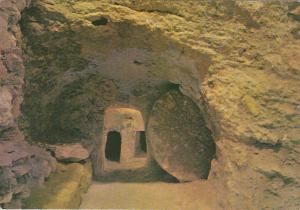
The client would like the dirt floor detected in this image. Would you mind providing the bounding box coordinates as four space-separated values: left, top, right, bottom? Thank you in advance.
80 180 216 210
81 160 217 210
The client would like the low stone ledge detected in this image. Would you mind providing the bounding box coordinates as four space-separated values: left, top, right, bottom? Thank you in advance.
51 143 90 163
23 161 92 209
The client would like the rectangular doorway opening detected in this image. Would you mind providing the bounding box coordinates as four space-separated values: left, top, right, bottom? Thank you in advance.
135 131 147 156
105 131 121 162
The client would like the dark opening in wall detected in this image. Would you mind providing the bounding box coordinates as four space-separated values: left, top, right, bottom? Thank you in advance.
136 131 147 155
105 131 121 162
91 17 109 26
140 131 147 153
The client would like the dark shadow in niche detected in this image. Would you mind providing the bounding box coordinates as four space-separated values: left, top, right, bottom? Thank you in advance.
91 17 109 26
97 158 179 183
133 60 143 65
105 131 121 162
140 131 147 153
97 167 179 183
135 131 147 156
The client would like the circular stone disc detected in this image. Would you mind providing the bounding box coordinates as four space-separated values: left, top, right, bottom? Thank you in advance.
147 90 215 182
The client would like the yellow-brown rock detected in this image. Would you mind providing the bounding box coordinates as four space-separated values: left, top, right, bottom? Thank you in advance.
0 0 298 209
23 162 92 209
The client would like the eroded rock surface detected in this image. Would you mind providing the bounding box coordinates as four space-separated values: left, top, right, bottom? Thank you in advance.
0 0 299 209
0 0 29 141
0 140 56 208
54 143 90 162
0 0 56 207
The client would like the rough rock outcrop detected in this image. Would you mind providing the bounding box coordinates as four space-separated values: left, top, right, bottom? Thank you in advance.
288 3 300 21
10 0 300 209
0 0 56 207
147 90 215 182
54 143 90 162
0 0 30 141
0 140 56 208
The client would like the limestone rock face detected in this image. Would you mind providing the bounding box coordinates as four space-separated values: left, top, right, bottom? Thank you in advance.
0 140 56 208
0 0 57 208
12 0 300 209
54 143 90 162
0 0 30 141
289 3 300 21
147 90 215 181
0 87 14 127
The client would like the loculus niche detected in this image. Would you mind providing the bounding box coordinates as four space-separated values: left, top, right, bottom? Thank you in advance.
101 107 147 172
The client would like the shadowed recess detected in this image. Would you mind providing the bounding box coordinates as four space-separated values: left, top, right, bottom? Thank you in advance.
105 131 122 162
92 17 109 26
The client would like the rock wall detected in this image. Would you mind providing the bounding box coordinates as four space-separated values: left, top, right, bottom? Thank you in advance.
7 0 300 209
0 140 56 208
0 0 56 207
0 0 29 141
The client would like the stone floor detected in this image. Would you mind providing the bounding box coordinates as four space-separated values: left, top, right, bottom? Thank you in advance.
80 181 216 210
104 155 148 171
82 152 217 209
